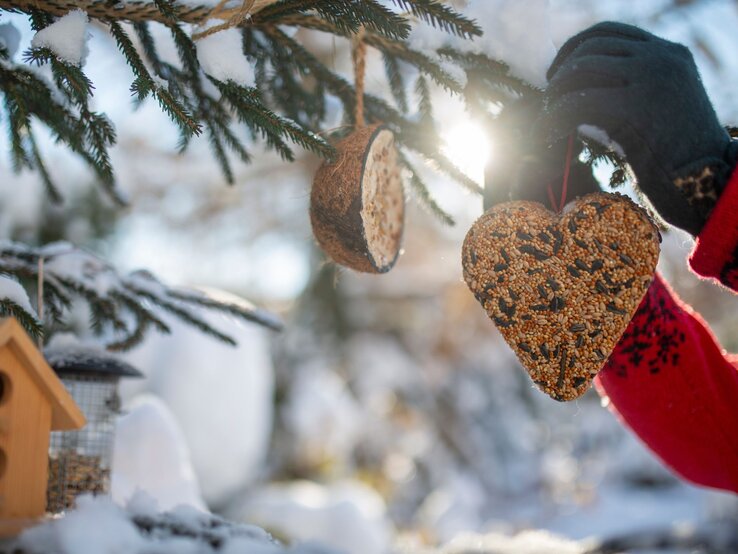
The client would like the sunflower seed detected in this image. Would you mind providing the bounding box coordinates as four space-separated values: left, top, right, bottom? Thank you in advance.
619 253 634 266
546 278 561 291
550 297 565 312
539 344 550 360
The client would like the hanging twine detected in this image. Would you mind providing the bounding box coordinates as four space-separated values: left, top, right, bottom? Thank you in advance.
352 27 367 128
37 256 44 348
546 134 575 213
192 0 256 40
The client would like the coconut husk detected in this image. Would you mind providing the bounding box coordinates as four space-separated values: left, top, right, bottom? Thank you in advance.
310 124 404 274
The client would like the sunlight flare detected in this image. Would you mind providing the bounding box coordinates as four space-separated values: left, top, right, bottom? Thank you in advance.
443 120 492 188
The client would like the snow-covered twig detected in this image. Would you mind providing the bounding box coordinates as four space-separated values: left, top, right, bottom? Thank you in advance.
0 240 282 350
583 523 738 554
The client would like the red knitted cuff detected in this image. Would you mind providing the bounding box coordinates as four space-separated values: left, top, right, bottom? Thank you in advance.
689 165 738 290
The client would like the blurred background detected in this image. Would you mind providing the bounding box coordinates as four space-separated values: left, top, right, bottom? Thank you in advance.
2 0 738 552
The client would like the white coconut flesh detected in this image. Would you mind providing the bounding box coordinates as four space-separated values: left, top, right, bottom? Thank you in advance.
360 130 404 270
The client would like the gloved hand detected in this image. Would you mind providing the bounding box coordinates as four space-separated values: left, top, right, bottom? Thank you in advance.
539 21 738 236
484 94 600 211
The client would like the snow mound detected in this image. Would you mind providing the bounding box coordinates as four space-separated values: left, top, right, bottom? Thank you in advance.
121 305 275 508
112 395 207 511
16 494 338 554
434 530 585 554
283 364 364 464
31 9 89 66
226 480 393 554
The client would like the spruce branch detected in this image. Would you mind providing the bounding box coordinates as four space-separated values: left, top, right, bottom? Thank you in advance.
109 21 200 137
26 7 54 31
1 0 549 222
255 0 411 40
205 123 236 184
24 47 93 103
0 241 283 350
168 288 283 331
438 47 538 96
212 78 335 161
415 75 434 128
262 24 483 197
151 0 180 22
382 53 409 113
398 150 455 225
0 61 124 203
3 93 33 171
390 0 481 39
272 13 465 94
1 0 214 26
364 32 464 93
123 271 241 346
0 297 43 338
28 130 64 204
579 138 630 188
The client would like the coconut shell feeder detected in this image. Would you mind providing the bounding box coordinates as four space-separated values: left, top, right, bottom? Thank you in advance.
311 123 405 274
44 345 143 513
310 31 405 274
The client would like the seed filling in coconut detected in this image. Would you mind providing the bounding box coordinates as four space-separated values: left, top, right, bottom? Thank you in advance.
361 129 403 269
310 124 405 274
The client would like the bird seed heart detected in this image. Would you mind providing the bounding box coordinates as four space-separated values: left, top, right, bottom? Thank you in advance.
462 192 660 401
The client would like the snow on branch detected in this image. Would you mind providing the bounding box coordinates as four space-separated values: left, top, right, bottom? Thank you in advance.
0 241 282 350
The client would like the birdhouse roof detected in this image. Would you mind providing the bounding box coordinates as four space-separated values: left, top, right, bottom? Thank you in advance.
0 318 86 431
45 346 144 379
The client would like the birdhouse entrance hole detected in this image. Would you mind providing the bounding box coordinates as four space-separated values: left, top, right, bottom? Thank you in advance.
0 370 9 479
0 370 10 406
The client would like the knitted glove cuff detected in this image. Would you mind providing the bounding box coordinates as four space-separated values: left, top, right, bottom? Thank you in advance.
689 155 738 290
673 163 725 222
672 139 738 226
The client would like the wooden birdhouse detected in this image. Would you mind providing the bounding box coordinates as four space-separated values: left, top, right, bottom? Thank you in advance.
0 318 86 537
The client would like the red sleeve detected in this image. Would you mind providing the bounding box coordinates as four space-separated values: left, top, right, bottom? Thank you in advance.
595 165 738 493
689 165 738 290
594 274 738 493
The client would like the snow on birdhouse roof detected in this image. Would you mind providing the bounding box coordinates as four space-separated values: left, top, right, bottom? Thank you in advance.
0 318 86 431
44 333 144 379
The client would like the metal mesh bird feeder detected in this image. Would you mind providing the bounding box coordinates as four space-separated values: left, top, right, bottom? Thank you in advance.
44 347 142 513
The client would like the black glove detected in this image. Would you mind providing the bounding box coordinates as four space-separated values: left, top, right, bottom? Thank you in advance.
540 21 738 236
484 94 600 211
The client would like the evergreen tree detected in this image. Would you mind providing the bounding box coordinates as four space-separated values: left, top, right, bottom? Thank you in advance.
0 0 585 347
